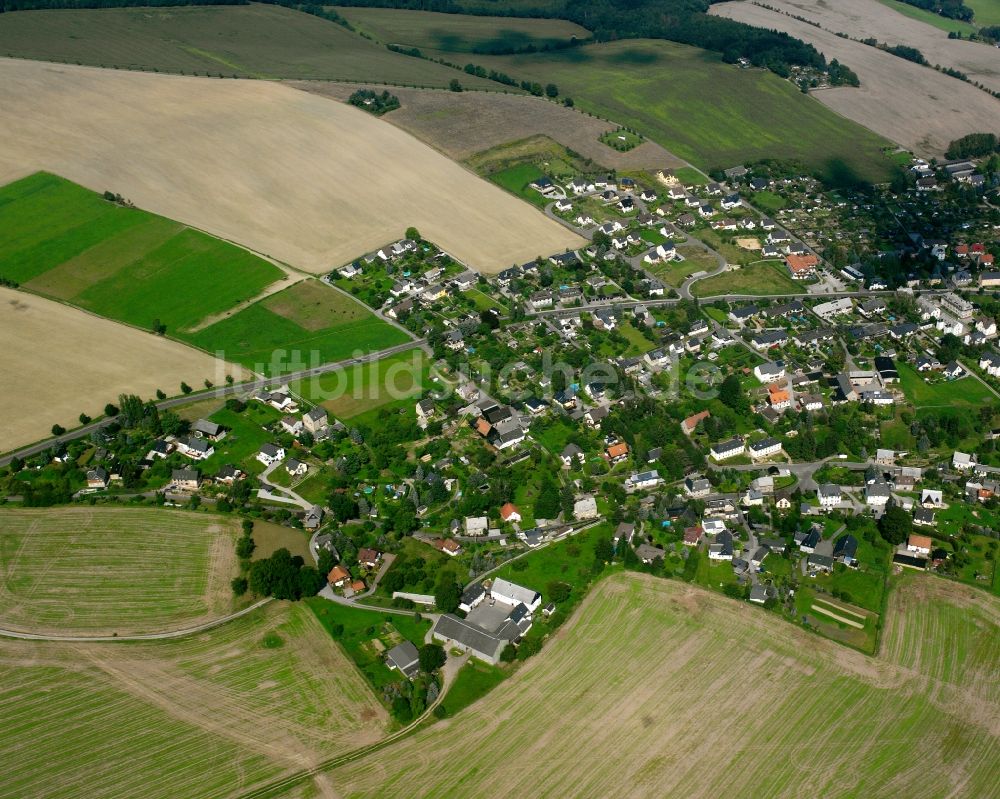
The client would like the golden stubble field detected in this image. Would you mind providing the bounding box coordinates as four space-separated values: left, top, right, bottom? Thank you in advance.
319 572 1000 798
712 2 1000 155
0 58 582 274
0 288 243 453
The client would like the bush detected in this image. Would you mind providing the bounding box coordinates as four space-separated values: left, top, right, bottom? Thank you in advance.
419 643 447 672
231 576 248 596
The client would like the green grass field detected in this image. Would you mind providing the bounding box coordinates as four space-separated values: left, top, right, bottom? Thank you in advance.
290 348 428 420
0 3 498 87
319 572 1000 797
692 261 800 297
0 507 238 635
438 659 508 717
898 363 994 409
333 5 590 52
874 0 979 33
489 163 550 208
0 602 386 799
187 281 410 375
0 172 282 335
439 39 896 183
967 0 1000 26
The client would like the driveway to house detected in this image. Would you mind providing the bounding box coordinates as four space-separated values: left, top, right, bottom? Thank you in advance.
0 597 273 642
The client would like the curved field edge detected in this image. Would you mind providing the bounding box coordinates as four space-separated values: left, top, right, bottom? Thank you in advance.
0 507 241 636
0 601 388 799
316 572 1000 798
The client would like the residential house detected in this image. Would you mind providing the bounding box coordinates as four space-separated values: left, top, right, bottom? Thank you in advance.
573 495 599 520
385 641 420 678
256 443 285 467
710 438 745 461
171 469 200 492
684 475 711 497
303 406 328 434
500 502 522 524
817 483 841 508
635 543 666 564
749 437 782 459
464 516 489 536
833 534 859 566
86 467 109 490
907 534 933 556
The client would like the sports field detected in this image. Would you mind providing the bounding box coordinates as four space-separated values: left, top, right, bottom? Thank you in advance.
0 172 284 334
187 280 410 375
0 3 497 88
0 602 387 799
0 287 241 454
333 6 590 52
426 39 896 183
0 507 238 635
0 60 581 274
316 572 1000 798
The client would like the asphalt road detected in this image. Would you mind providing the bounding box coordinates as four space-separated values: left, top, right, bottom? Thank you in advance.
0 340 426 467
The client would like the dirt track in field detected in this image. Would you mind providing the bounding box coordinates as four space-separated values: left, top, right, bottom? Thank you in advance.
747 0 1000 93
712 2 1000 156
294 81 687 169
0 287 242 453
0 58 582 275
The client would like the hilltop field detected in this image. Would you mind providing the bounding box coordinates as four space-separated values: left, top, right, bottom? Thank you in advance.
0 3 498 88
0 59 581 274
0 507 241 636
311 572 999 798
711 2 1000 156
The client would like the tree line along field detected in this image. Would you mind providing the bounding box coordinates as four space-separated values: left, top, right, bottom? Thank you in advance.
0 602 387 799
0 507 240 635
0 287 238 454
314 572 1000 798
0 3 498 88
332 5 592 52
0 173 411 375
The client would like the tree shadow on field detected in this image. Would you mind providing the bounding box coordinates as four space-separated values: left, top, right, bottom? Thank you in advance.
431 31 469 52
820 157 872 191
605 48 660 67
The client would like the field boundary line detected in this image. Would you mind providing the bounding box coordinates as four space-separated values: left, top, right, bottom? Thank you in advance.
0 597 273 642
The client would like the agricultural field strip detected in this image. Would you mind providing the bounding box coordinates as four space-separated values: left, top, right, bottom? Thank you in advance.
711 2 1000 156
811 603 865 629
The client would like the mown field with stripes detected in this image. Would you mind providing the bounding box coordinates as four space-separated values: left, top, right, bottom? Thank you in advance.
316 572 1000 798
0 602 386 799
0 507 239 635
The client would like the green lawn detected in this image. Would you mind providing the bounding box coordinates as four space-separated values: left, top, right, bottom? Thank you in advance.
874 0 979 33
751 190 787 214
333 5 591 52
897 364 994 409
489 163 550 208
187 282 410 376
290 348 428 420
0 172 282 335
967 0 1000 26
692 261 801 297
0 3 499 87
305 596 432 692
438 660 508 717
448 39 896 183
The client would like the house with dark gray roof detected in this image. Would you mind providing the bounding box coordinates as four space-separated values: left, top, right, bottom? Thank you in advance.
386 640 420 678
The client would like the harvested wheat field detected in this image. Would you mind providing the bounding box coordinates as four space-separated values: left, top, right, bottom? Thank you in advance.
316 573 1000 798
0 602 387 799
743 0 1000 94
712 2 1000 155
0 287 242 453
296 81 686 170
0 507 241 636
0 58 582 274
